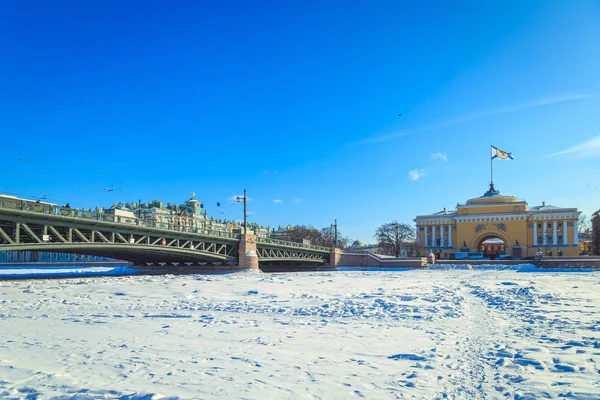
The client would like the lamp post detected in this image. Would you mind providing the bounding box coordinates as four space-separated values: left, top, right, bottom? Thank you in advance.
236 189 247 234
331 219 338 248
426 230 432 252
545 231 552 256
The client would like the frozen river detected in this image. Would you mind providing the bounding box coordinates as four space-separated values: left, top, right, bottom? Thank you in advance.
1 267 599 399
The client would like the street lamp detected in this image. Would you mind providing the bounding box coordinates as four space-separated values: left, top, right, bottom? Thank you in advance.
236 189 247 234
331 219 338 248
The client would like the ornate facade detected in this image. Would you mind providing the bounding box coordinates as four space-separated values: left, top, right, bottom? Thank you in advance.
414 184 581 258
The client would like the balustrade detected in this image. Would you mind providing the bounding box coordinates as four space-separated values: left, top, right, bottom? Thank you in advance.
0 199 320 247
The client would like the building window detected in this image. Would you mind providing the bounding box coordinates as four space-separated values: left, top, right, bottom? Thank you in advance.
558 223 562 229
558 235 563 243
538 223 542 229
537 236 543 244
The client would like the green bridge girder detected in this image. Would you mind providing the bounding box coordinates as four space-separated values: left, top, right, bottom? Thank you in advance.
0 207 331 265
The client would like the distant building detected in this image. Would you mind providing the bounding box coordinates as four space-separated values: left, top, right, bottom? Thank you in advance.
270 226 295 242
113 193 269 237
414 184 581 258
348 240 381 253
481 237 505 257
579 234 593 255
592 210 600 255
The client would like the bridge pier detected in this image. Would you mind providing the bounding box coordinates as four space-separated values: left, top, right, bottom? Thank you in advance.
330 247 342 267
238 234 259 269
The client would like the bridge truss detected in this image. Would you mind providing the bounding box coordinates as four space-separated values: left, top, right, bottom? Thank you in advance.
0 208 238 264
255 245 329 264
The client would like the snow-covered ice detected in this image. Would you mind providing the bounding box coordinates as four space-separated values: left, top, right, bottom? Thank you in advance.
1 267 599 399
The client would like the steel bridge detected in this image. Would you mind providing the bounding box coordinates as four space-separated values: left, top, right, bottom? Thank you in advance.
0 202 331 266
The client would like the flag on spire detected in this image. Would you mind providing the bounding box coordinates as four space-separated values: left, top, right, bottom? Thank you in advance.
491 145 514 160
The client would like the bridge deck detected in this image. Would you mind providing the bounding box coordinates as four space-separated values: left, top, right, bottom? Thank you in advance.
0 202 331 265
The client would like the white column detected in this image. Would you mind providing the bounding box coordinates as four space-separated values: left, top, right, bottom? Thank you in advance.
424 225 428 247
416 225 420 245
543 221 548 245
440 225 445 248
563 220 568 245
431 225 436 247
448 225 452 247
573 219 578 246
533 220 538 246
553 220 558 246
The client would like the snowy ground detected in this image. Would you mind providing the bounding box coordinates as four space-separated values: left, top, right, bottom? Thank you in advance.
1 267 599 399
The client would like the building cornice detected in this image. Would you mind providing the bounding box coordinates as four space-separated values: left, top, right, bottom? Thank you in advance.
415 211 580 225
413 216 455 224
456 201 527 208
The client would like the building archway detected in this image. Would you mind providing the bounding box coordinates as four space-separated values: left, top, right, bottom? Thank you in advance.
470 230 512 257
478 236 506 258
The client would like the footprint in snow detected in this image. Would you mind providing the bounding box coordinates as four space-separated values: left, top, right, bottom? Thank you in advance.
388 354 428 361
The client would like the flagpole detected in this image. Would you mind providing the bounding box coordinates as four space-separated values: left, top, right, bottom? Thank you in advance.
490 145 493 185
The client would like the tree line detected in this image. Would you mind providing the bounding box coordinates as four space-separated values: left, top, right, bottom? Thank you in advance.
283 221 417 257
284 225 351 249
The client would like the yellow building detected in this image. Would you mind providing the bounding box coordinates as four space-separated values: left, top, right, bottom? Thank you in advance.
414 184 581 258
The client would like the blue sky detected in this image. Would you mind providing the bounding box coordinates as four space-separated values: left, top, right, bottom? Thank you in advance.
1 0 599 243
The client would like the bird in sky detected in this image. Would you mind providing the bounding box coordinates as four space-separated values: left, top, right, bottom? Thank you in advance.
103 184 120 192
398 113 402 117
19 158 28 163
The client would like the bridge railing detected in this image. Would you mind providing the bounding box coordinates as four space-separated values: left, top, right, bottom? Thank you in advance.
0 198 328 247
256 236 330 252
0 199 239 239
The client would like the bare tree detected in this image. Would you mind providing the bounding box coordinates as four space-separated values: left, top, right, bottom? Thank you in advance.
283 225 350 248
579 214 591 235
287 225 322 244
374 221 415 258
319 226 350 249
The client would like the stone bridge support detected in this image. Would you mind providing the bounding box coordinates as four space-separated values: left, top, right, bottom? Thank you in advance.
330 247 342 267
239 234 259 269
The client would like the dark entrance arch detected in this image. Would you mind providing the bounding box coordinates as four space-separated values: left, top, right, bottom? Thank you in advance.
478 236 506 258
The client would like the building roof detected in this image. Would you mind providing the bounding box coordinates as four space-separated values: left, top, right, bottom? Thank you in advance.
415 184 579 220
528 204 561 211
431 209 457 216
464 184 520 205
481 237 504 244
527 200 577 212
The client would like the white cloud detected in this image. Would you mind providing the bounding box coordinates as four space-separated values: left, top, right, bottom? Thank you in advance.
408 169 426 181
293 198 305 203
431 152 448 162
273 199 283 204
358 93 592 144
263 169 278 175
549 135 600 158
